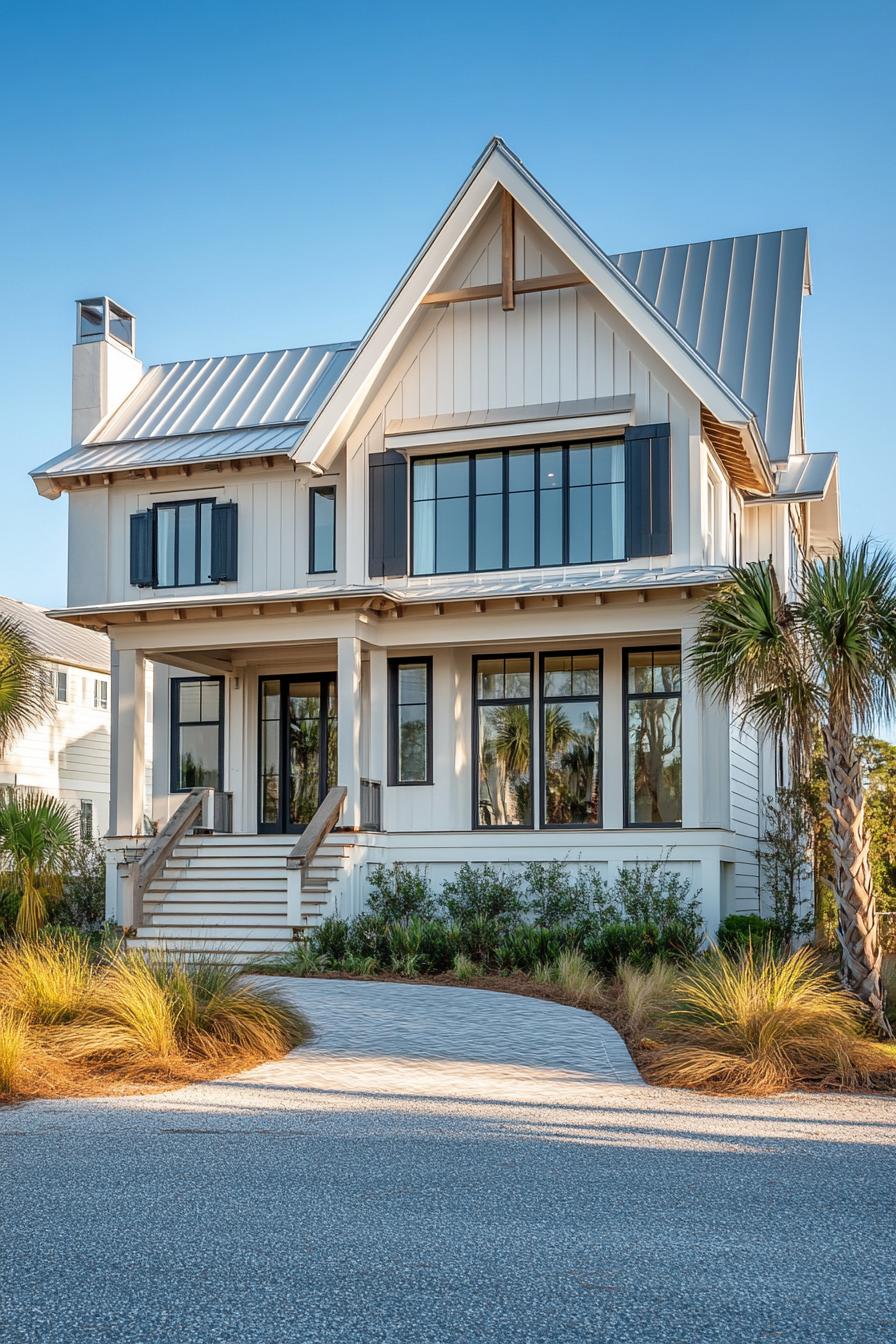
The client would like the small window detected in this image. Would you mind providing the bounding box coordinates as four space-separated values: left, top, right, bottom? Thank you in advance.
94 678 108 710
388 659 432 785
705 472 718 563
154 500 215 588
310 486 336 574
79 799 93 841
55 671 68 703
624 648 682 826
171 677 224 791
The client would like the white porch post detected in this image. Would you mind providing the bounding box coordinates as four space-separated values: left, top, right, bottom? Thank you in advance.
338 635 362 829
109 645 146 837
367 646 388 779
679 625 701 829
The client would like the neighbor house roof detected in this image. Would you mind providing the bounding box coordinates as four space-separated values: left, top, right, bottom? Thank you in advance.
611 230 809 464
0 595 110 671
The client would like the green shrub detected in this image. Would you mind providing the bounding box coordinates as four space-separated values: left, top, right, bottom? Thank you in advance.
367 864 435 925
611 860 703 936
441 863 524 935
717 913 782 956
583 920 660 976
494 924 566 974
412 919 459 974
524 861 592 929
346 913 391 964
55 841 106 931
311 917 350 965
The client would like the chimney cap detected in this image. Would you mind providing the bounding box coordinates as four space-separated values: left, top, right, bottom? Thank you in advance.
76 297 135 355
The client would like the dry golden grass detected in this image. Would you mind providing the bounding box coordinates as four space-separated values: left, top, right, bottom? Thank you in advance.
0 934 93 1025
640 946 896 1096
550 949 605 1010
0 936 309 1103
604 961 680 1043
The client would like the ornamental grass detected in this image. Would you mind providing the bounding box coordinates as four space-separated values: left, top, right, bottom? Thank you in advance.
0 934 308 1102
640 945 896 1096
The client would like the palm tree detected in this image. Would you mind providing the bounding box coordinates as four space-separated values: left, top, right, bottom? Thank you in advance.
691 542 896 1032
0 792 79 937
0 616 50 753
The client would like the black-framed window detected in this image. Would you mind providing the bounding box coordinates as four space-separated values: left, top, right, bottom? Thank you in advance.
411 441 626 576
310 485 336 574
624 648 682 827
155 500 214 588
170 676 224 791
388 658 433 785
541 651 602 827
79 799 93 841
473 655 533 828
94 678 108 710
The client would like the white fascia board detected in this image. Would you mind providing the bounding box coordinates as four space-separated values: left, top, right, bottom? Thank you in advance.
295 138 764 474
386 408 634 453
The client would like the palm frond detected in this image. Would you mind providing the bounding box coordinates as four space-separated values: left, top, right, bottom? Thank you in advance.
0 618 51 753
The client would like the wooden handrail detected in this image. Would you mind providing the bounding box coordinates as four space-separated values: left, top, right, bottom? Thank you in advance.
132 787 210 920
286 786 347 876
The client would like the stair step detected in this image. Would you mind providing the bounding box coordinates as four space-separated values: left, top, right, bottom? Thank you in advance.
149 914 290 929
148 878 288 893
144 901 287 916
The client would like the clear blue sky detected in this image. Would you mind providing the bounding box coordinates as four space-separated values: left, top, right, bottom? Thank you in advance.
0 0 893 611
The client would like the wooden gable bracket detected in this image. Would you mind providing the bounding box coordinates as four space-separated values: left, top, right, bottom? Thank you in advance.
421 188 586 309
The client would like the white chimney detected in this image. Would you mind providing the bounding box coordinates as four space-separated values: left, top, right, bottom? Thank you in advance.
71 297 144 445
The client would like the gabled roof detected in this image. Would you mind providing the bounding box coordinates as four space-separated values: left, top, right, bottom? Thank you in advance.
33 139 813 496
291 139 775 490
611 230 809 463
0 595 109 671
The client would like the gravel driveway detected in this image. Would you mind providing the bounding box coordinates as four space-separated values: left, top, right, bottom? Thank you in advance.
1 978 894 1344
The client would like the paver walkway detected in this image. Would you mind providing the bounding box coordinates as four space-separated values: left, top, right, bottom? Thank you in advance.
1 978 895 1344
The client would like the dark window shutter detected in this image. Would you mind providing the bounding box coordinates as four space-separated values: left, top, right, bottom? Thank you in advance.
369 450 407 579
625 423 671 559
210 502 238 582
129 510 154 587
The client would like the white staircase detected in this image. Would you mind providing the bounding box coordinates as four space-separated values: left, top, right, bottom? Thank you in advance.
131 832 353 961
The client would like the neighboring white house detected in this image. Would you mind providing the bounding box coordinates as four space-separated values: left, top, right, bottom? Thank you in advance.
30 139 841 956
0 595 152 839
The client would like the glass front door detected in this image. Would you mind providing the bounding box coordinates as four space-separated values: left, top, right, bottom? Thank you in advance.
258 675 337 832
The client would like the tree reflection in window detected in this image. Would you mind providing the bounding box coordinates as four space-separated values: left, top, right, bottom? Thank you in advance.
542 652 601 825
475 656 532 827
625 649 682 825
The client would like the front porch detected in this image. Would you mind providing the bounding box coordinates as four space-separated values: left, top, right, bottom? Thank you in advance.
98 585 749 953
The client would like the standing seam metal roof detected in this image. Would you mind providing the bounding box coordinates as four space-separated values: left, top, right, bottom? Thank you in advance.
610 229 809 463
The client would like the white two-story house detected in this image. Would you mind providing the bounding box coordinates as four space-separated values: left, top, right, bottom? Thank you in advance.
30 140 840 957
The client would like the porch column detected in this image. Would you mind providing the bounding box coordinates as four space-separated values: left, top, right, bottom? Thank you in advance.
337 635 362 829
109 646 146 836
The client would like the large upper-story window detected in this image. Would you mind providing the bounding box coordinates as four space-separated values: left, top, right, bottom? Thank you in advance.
411 442 626 576
624 648 682 826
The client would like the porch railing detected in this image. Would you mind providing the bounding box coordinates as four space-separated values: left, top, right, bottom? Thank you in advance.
360 778 382 832
119 786 212 931
286 785 348 889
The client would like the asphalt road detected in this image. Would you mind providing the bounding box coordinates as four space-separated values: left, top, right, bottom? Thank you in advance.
1 979 894 1344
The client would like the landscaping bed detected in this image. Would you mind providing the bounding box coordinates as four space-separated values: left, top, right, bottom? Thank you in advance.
0 933 309 1104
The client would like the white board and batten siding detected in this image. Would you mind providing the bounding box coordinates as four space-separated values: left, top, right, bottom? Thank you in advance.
345 203 702 586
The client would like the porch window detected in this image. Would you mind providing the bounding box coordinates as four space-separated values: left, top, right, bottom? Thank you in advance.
541 651 602 826
310 485 336 574
624 648 681 826
170 676 224 791
411 442 625 575
388 658 432 785
474 655 532 827
155 500 214 588
79 799 93 841
94 678 108 710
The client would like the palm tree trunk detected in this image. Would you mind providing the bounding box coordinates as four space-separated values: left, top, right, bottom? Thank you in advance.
822 719 890 1035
